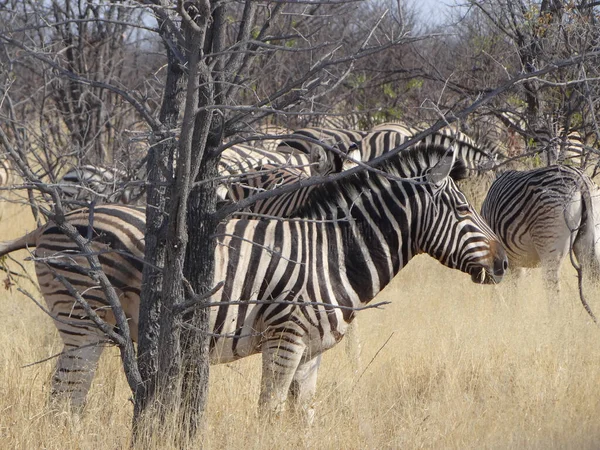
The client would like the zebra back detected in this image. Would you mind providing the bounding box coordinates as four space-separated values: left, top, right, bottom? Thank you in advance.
371 121 421 136
245 124 292 153
349 128 497 174
219 144 319 178
225 164 314 217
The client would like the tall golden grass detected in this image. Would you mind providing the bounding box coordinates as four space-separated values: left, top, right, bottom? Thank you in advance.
1 199 600 449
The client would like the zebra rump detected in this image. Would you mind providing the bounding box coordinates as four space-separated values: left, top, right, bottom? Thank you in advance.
481 165 600 292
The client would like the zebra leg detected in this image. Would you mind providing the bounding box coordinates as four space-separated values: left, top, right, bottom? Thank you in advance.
258 336 306 417
288 354 322 423
51 341 105 409
542 264 561 299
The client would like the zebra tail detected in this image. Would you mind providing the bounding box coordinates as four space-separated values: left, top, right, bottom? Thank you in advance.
0 228 42 257
573 177 600 276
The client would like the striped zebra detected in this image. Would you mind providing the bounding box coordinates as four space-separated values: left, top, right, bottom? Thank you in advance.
530 126 587 167
345 127 497 170
223 127 367 217
0 144 507 416
227 129 494 366
245 124 292 153
217 142 330 206
371 121 421 136
57 144 325 213
277 127 367 173
218 143 323 179
481 165 600 294
59 165 145 210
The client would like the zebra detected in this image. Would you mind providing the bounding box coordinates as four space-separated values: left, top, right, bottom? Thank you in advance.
221 127 368 214
481 165 600 295
371 121 421 136
529 125 588 167
240 128 503 364
0 144 507 417
217 142 332 205
59 165 145 210
218 143 325 180
244 124 292 153
343 127 497 170
276 127 367 173
58 144 326 210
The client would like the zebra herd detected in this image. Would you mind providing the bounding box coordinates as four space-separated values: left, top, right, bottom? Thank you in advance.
0 121 599 419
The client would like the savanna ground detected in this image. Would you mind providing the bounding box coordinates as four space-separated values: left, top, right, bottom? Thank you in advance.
1 199 600 450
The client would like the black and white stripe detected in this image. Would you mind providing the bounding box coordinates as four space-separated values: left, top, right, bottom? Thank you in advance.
59 165 144 209
277 127 367 173
0 144 507 415
531 126 587 167
348 127 498 172
222 128 368 216
371 121 421 136
481 165 600 292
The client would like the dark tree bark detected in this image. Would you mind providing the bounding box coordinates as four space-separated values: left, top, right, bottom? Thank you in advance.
134 18 186 421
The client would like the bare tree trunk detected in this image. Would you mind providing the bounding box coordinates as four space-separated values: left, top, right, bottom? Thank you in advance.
135 0 215 437
179 152 218 431
134 8 187 427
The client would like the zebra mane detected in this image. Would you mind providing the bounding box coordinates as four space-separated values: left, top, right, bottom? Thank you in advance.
293 144 467 218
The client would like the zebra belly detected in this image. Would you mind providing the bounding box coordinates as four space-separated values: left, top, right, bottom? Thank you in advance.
207 299 348 364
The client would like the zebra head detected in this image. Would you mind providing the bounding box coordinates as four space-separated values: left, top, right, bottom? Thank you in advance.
415 147 507 284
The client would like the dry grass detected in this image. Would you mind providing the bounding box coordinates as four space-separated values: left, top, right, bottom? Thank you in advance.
1 200 600 449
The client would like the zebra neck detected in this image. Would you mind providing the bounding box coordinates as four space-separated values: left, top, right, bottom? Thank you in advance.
322 183 424 309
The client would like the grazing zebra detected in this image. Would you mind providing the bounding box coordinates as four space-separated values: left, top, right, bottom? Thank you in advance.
245 124 292 153
371 121 421 136
59 165 145 209
481 165 600 294
344 128 498 175
0 144 507 416
218 142 331 205
277 127 367 173
531 126 587 167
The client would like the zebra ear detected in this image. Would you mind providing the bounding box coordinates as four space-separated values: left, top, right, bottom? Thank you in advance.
427 148 456 184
